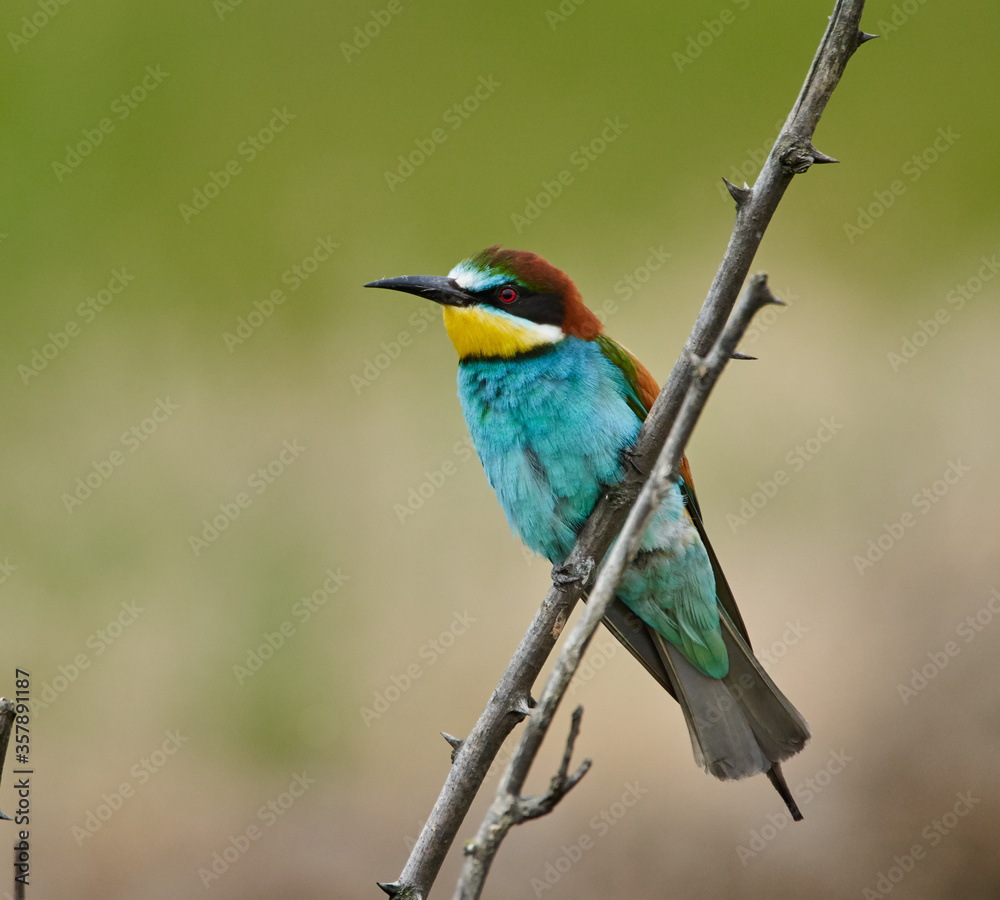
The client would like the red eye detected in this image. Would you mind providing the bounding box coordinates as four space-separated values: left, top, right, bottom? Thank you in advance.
499 286 517 303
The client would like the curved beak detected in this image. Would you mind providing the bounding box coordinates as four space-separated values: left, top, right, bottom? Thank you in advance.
364 274 473 308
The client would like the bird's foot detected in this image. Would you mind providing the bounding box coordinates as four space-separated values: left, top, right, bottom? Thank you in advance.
551 557 594 589
622 446 644 475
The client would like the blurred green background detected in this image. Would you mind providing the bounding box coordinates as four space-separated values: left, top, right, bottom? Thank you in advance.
2 0 999 896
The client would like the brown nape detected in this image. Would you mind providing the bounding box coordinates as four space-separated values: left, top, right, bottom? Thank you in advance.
560 281 605 342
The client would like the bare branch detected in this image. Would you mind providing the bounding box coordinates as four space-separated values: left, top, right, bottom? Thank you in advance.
381 3 871 897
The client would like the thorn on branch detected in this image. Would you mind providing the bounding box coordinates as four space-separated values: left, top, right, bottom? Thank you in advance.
509 694 534 721
722 177 752 207
858 30 879 44
730 351 757 361
376 881 403 897
779 135 839 174
808 144 839 165
441 732 464 761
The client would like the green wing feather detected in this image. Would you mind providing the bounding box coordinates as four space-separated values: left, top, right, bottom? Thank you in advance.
595 334 651 421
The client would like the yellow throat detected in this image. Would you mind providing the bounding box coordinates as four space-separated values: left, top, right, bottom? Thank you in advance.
442 305 563 359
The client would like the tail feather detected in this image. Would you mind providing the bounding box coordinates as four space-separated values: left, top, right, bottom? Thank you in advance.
650 625 810 779
599 597 810 818
716 611 810 761
652 634 768 780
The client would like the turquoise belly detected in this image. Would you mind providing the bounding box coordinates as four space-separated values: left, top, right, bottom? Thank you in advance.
456 336 726 677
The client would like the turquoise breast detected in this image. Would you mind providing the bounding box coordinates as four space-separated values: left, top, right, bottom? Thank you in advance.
457 337 651 561
456 336 726 677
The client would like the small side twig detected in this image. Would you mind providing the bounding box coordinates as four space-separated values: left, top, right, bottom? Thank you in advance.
459 707 590 893
516 706 590 823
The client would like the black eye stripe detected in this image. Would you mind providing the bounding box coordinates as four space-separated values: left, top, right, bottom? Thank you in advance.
480 286 564 327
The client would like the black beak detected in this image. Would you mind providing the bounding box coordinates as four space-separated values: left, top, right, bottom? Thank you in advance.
364 274 473 308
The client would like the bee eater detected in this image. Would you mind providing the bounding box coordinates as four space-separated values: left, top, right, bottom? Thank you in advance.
366 246 810 818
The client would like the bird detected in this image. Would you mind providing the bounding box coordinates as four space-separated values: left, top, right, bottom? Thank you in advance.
365 245 810 818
